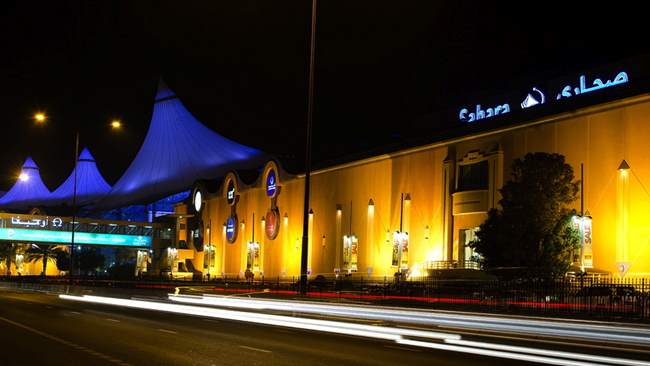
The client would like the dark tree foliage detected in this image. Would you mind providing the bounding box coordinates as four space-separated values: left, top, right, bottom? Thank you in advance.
76 247 105 276
55 250 70 272
470 153 581 278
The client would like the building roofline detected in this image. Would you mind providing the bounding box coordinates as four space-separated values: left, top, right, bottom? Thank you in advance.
302 93 650 177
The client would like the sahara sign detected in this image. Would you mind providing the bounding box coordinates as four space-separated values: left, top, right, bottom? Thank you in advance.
458 70 629 123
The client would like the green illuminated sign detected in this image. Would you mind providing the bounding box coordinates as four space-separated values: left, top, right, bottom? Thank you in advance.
0 228 151 247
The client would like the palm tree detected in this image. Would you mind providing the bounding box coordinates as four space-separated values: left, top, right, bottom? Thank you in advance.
0 243 17 276
24 244 67 277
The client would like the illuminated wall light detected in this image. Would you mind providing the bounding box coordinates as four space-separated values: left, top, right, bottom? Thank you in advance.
18 173 29 182
283 213 289 225
616 159 630 271
424 225 430 240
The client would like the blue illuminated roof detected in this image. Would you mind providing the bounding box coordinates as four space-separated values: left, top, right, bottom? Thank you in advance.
97 80 265 209
49 147 112 207
0 157 51 210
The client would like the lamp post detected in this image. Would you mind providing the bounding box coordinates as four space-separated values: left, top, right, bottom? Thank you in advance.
69 132 79 284
300 0 318 295
66 121 121 283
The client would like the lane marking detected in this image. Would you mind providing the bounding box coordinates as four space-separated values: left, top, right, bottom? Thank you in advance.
105 318 121 323
398 338 606 366
446 339 650 366
69 311 82 315
157 328 178 334
203 319 220 323
0 315 131 366
239 345 272 353
436 326 650 355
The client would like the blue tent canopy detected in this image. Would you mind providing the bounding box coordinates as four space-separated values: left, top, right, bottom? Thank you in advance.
97 80 265 209
49 147 112 207
0 157 51 210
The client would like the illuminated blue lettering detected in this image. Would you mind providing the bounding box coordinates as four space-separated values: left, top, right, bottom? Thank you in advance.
459 103 510 123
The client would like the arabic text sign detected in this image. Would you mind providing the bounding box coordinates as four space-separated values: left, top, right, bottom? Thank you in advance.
458 70 629 123
0 228 151 247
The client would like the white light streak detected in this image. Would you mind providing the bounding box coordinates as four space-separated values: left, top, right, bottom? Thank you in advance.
168 295 650 346
60 294 650 366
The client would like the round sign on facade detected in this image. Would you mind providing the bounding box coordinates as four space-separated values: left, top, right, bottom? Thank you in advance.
266 169 277 198
226 215 238 243
193 189 203 213
265 209 280 240
226 179 236 206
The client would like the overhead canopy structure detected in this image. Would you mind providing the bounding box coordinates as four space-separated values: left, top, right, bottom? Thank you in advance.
49 147 112 207
97 80 265 209
0 157 51 210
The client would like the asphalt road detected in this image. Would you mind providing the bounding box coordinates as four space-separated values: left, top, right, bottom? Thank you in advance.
0 288 537 366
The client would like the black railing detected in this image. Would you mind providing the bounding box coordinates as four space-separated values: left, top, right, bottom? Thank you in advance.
2 274 648 322
424 260 481 270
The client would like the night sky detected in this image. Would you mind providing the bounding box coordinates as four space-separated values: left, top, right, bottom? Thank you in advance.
1 1 647 191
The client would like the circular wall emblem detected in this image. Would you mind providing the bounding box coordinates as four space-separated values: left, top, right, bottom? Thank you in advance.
226 215 238 243
226 179 236 206
266 169 277 198
193 189 203 213
265 209 280 240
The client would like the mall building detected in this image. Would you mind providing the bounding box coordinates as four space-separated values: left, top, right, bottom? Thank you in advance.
179 61 650 279
2 59 649 279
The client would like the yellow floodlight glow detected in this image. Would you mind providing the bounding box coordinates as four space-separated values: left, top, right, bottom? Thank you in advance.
34 113 46 123
18 173 29 182
111 120 122 129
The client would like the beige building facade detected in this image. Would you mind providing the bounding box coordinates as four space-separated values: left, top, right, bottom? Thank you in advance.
179 94 650 279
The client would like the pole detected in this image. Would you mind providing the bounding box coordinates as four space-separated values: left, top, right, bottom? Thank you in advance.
398 193 404 270
399 193 404 232
69 132 79 284
579 163 585 269
580 163 584 216
300 0 318 294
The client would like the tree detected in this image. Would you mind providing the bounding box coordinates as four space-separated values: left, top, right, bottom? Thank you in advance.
0 243 17 275
55 250 70 272
24 244 67 276
75 247 105 276
470 152 581 278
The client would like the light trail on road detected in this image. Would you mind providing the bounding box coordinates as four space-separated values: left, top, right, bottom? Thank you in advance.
61 294 650 366
168 294 650 346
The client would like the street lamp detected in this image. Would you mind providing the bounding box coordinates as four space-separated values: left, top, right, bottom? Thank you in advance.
300 0 318 295
35 114 121 283
34 113 47 124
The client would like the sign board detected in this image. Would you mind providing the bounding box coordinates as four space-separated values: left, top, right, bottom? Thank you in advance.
0 227 151 247
265 168 277 198
458 69 630 123
226 215 238 243
616 261 630 277
226 179 236 206
264 209 279 240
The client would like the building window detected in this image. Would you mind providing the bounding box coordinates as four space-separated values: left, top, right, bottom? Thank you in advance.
342 235 358 272
458 160 488 191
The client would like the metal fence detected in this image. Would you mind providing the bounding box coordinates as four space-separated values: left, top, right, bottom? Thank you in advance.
209 275 650 322
2 274 649 322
